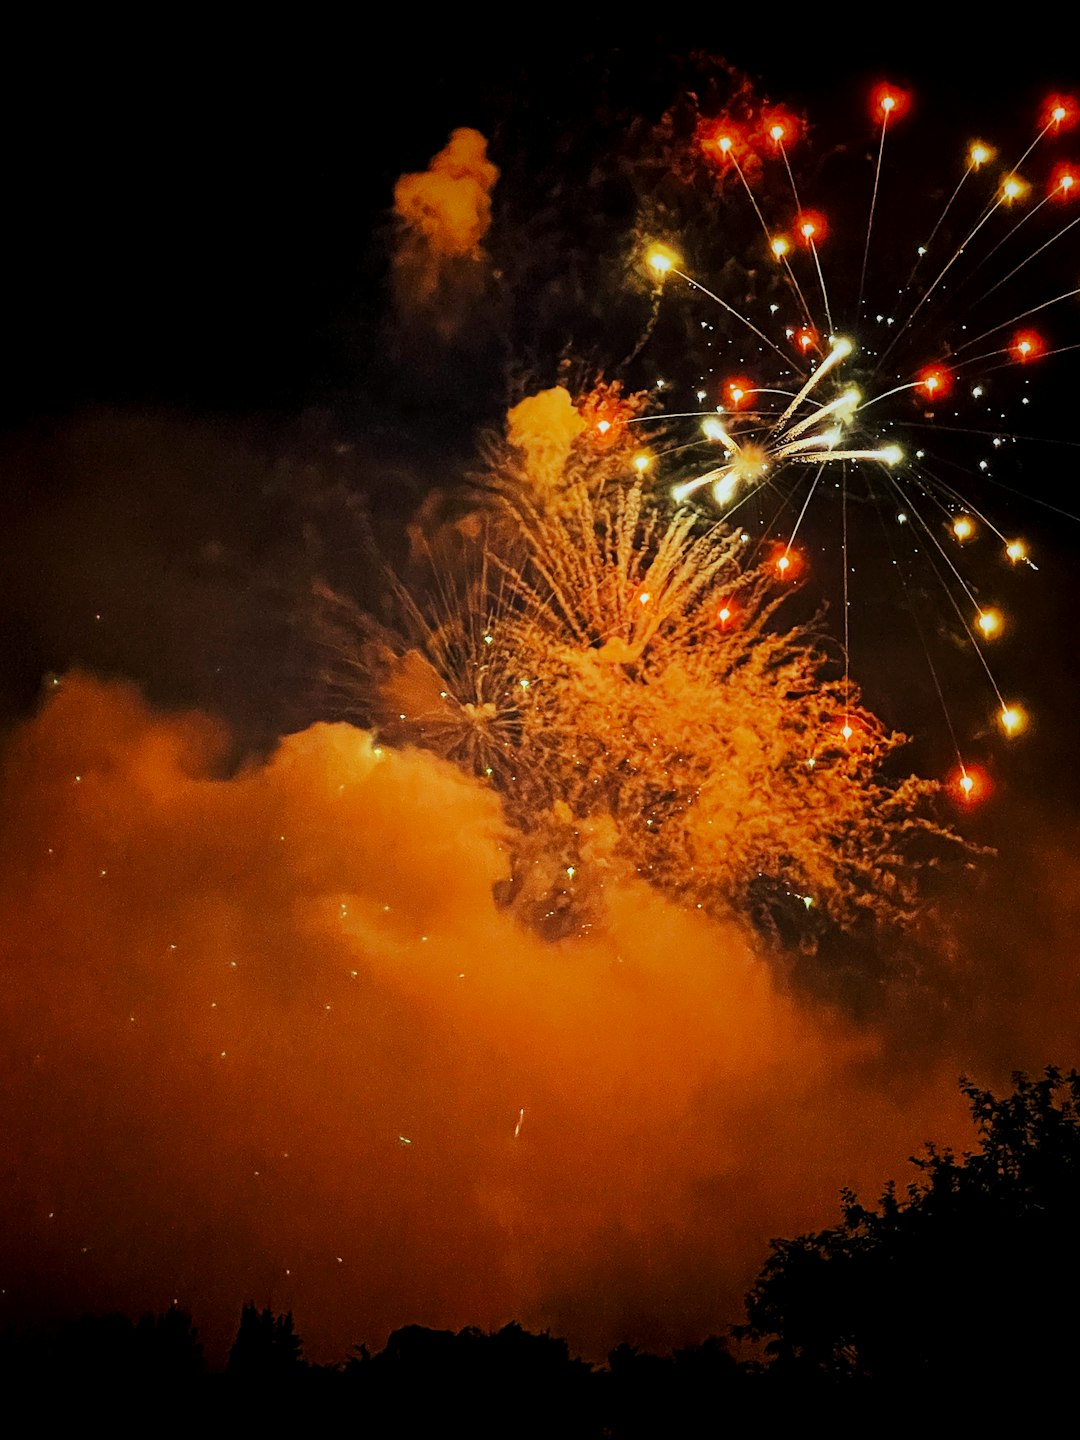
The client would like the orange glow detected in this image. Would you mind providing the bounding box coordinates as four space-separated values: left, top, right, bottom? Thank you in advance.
646 243 680 275
1044 94 1077 131
702 121 747 161
976 608 1002 639
770 235 791 260
952 515 976 542
949 763 990 806
1005 538 1028 563
794 325 818 354
761 107 803 149
715 600 737 629
0 673 1009 1371
999 704 1027 737
917 365 952 401
1010 329 1045 362
871 82 910 123
1001 173 1029 203
577 384 639 448
794 209 827 245
771 544 804 581
1050 164 1077 199
724 376 755 409
969 141 993 168
833 711 873 746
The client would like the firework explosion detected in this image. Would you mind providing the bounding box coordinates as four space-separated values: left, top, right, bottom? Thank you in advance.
7 42 1080 1375
633 84 1078 799
317 397 962 946
316 77 1080 954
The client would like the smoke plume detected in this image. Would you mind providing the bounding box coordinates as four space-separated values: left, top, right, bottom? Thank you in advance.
392 128 499 338
0 674 985 1364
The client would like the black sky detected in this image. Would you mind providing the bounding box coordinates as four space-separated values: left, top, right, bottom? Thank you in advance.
3 28 1073 419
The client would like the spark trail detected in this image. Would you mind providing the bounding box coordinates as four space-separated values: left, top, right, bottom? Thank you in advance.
636 83 1079 801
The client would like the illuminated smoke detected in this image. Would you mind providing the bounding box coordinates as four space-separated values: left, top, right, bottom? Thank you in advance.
318 387 963 943
506 387 586 498
392 128 499 335
6 62 1076 1384
0 673 978 1366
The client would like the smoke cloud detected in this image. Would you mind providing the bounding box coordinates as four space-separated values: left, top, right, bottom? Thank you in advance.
506 387 586 496
1 673 990 1365
394 128 499 261
392 129 499 337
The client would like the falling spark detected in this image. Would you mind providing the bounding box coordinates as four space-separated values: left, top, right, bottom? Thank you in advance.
635 82 1079 802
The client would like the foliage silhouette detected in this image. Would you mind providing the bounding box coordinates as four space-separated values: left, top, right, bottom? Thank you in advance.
5 1068 1080 1427
741 1067 1080 1400
226 1302 304 1383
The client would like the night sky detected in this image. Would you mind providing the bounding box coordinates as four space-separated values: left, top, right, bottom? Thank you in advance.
2 26 1079 1366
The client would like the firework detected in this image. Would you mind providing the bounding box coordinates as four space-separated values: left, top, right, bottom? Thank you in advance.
637 85 1078 787
314 558 527 787
316 407 964 943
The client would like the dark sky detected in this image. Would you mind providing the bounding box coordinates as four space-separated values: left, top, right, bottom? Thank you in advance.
3 27 1073 418
2 29 1075 726
1 27 1078 1367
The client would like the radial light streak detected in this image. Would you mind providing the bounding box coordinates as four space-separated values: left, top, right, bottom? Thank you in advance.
641 82 1079 801
667 336 901 514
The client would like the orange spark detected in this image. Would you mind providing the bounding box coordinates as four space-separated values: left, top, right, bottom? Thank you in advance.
770 544 804 581
1043 94 1077 132
761 107 803 150
871 82 910 123
702 120 748 162
917 365 953 401
794 209 827 245
1050 164 1077 199
999 704 1027 737
976 608 1002 639
714 599 738 630
949 763 990 806
1010 330 1044 362
723 376 755 409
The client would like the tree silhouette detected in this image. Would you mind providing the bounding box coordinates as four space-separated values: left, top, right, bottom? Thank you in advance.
741 1067 1080 1401
226 1302 303 1384
348 1323 598 1437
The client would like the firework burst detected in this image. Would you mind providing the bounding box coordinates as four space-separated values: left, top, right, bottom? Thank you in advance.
314 559 527 787
316 407 965 944
635 83 1079 790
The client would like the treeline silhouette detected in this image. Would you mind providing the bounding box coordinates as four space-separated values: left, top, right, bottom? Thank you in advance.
7 1069 1080 1427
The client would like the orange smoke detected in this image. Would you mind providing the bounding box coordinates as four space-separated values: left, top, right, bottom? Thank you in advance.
506 387 586 495
392 128 499 335
0 675 996 1364
394 128 499 260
